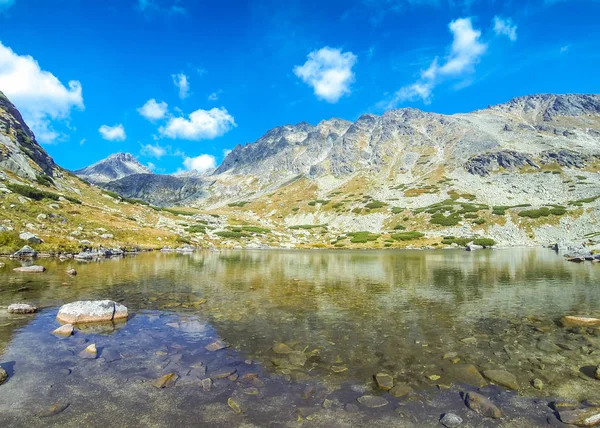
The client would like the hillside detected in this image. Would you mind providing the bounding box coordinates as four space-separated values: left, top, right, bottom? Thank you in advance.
5 91 600 252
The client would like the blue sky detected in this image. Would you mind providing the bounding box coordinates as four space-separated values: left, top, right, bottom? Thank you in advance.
0 0 598 174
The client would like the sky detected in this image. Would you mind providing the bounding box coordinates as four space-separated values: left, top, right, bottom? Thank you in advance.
0 0 599 174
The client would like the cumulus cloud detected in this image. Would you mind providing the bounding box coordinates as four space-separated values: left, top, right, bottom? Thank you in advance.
492 16 517 41
388 17 486 106
208 92 219 101
183 154 216 174
138 98 168 121
159 107 236 141
0 41 84 143
99 124 126 141
172 72 190 99
293 47 357 103
140 143 167 158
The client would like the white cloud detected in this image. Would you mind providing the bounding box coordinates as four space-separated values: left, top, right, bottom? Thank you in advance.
159 107 236 140
183 154 216 173
293 47 357 103
99 124 126 141
79 138 86 146
387 17 486 106
208 92 219 101
0 41 84 143
146 161 156 171
223 148 232 158
138 98 168 121
172 72 190 99
140 143 167 158
560 44 570 54
492 16 517 42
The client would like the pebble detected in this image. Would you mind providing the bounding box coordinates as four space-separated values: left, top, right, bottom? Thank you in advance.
37 402 70 418
375 373 394 390
153 373 179 389
205 340 228 352
440 413 463 427
465 391 502 419
228 397 242 414
482 369 519 390
201 378 212 392
357 395 389 408
79 343 97 359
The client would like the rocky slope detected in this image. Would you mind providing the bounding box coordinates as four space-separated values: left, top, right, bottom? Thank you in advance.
73 152 152 184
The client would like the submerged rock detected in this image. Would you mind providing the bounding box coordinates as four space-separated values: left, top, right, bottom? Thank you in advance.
13 265 45 273
0 366 7 385
559 408 600 426
201 377 212 392
52 324 74 336
374 373 394 391
357 395 389 408
153 373 179 389
37 402 70 418
7 303 37 314
465 391 502 419
440 413 463 427
228 397 242 414
389 383 412 397
57 300 128 324
205 340 228 352
445 364 487 387
79 343 97 359
273 342 293 354
561 316 600 327
482 370 519 390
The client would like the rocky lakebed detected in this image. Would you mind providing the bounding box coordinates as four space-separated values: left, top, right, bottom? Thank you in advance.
1 248 600 427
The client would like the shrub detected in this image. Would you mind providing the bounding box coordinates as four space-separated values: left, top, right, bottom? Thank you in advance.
215 231 248 238
176 236 191 244
348 231 380 243
430 213 462 226
365 200 386 209
393 224 406 230
550 207 567 216
292 207 299 212
391 207 404 214
308 199 329 206
473 238 496 247
63 195 82 204
472 218 486 225
35 174 54 187
187 225 207 233
6 183 59 201
103 190 121 199
289 224 326 230
441 236 471 246
391 231 424 241
242 226 271 234
518 207 551 218
332 202 344 209
162 207 197 216
228 201 249 207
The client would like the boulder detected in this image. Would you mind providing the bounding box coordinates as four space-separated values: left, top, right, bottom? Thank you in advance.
13 245 37 258
445 364 487 387
466 243 484 251
0 366 7 385
465 391 502 419
52 324 74 336
561 316 600 328
13 265 45 273
482 370 519 390
7 303 37 314
559 408 600 426
74 252 94 260
19 232 42 244
57 300 128 324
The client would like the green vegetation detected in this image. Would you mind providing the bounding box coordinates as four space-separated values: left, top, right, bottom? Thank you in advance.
472 218 486 225
289 224 327 230
6 183 59 201
332 202 344 209
161 207 197 216
228 201 249 208
187 225 207 234
291 207 299 212
492 204 532 215
430 213 462 226
176 236 192 244
569 195 600 206
441 236 471 246
241 226 271 234
473 238 496 247
103 190 121 199
393 224 406 230
35 174 54 187
63 195 82 205
391 231 424 241
365 200 386 209
347 231 380 243
215 231 248 238
308 199 329 206
391 207 404 214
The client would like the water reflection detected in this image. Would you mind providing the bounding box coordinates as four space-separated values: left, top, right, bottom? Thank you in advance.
0 248 599 426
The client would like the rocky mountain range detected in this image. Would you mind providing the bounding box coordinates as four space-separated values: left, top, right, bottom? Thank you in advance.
74 152 152 184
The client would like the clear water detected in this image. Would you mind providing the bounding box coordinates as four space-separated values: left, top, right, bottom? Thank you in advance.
0 248 599 427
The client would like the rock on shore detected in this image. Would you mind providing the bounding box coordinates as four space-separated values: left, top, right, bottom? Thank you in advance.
7 303 37 314
56 300 128 324
12 265 45 273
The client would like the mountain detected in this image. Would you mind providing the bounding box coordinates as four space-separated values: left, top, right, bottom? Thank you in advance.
0 91 58 180
74 152 152 184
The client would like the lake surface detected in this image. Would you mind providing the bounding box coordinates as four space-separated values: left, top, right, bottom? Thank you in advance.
0 248 599 427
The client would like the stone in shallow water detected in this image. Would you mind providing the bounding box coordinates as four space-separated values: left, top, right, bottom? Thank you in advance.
13 265 45 273
482 370 519 390
389 383 412 397
331 365 348 373
205 340 228 352
445 364 487 387
440 412 463 427
533 378 544 390
559 408 600 426
289 351 307 367
7 303 37 314
273 342 293 354
57 300 128 324
561 316 600 328
357 395 389 408
213 368 236 379
375 373 394 391
153 373 179 389
52 324 74 336
228 397 242 414
465 391 502 419
79 343 97 359
201 377 212 392
37 402 70 418
0 366 7 385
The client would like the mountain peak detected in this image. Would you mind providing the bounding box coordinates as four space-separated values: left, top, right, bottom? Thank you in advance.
74 152 152 184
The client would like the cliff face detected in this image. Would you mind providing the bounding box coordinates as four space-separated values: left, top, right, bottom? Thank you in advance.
73 152 152 184
0 91 58 179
